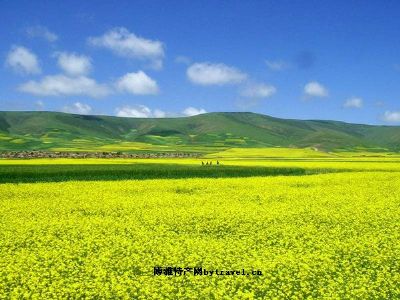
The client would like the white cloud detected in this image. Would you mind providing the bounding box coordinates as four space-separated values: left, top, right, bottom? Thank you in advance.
153 109 167 118
35 100 44 110
19 75 110 98
88 27 164 68
382 111 400 123
182 107 207 116
265 60 289 71
62 102 92 115
148 59 163 70
175 55 191 65
26 26 58 42
6 46 41 75
115 105 166 118
241 83 277 98
56 52 92 76
187 62 247 85
115 105 207 118
304 81 328 98
343 97 363 109
115 71 159 95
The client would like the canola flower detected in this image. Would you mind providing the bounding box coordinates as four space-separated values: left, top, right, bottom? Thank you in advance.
0 160 399 299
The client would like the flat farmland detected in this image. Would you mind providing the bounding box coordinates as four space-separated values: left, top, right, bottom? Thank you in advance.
0 155 399 299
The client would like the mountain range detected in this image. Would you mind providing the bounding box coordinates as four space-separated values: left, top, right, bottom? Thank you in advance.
0 111 399 153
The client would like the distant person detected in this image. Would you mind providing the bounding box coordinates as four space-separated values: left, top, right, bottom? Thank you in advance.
216 160 219 165
210 161 212 166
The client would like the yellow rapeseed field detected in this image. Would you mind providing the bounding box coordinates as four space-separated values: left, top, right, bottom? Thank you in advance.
0 155 399 298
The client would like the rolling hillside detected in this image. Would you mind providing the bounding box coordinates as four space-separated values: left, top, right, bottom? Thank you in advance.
0 111 399 153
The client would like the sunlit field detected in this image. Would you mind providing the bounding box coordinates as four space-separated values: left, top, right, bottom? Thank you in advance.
3 0 400 298
1 149 400 298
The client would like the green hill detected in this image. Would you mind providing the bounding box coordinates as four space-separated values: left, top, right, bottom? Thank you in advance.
0 111 399 153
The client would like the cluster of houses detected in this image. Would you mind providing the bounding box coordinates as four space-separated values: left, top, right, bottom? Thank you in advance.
0 151 201 159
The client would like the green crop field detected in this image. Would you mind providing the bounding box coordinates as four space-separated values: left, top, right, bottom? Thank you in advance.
1 150 400 299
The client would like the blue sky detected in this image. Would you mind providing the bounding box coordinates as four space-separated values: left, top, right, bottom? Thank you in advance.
1 0 400 124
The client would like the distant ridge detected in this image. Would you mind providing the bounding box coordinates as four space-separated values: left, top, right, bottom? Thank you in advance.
0 111 399 152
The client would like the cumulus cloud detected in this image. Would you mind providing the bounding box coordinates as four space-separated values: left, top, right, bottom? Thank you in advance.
304 81 328 98
19 75 110 98
115 105 207 118
241 83 277 98
182 107 207 116
88 27 164 69
382 111 400 123
6 46 41 75
265 60 289 71
236 82 276 109
26 25 58 42
56 52 92 76
62 102 92 114
187 62 247 86
115 105 166 118
343 97 363 109
115 71 159 95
